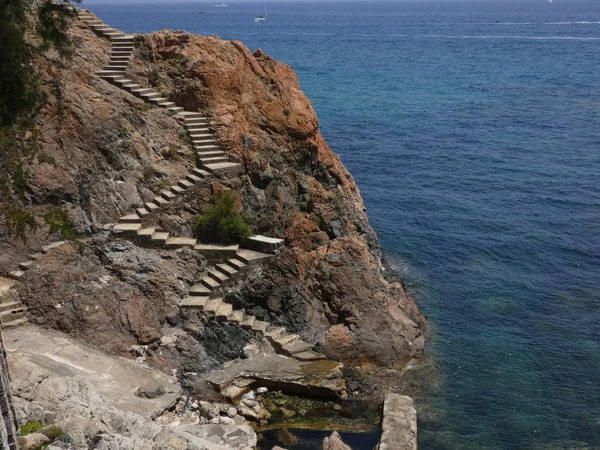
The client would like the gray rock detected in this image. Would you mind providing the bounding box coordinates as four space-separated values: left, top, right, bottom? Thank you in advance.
272 447 288 450
241 391 255 403
256 387 268 395
227 407 238 418
17 432 50 450
323 431 352 450
219 416 235 425
136 381 166 399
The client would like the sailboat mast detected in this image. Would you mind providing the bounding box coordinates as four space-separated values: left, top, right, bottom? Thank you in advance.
263 0 268 18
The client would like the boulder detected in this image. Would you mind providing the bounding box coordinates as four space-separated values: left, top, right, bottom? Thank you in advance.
323 431 352 450
136 381 166 399
17 432 50 450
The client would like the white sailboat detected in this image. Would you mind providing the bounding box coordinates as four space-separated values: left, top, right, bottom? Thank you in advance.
255 0 267 22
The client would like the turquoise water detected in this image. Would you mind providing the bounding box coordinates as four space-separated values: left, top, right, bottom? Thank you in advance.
84 1 600 448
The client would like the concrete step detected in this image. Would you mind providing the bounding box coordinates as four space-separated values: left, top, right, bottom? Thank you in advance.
200 276 220 290
139 92 162 100
136 207 150 217
156 101 176 108
111 36 135 42
204 298 222 315
192 168 210 178
122 83 141 90
215 263 238 278
145 202 160 212
195 145 221 151
0 302 25 313
205 162 243 175
190 133 213 140
244 235 285 254
227 309 244 324
98 70 126 77
281 339 314 356
264 326 286 339
111 51 133 57
216 302 233 321
207 269 229 284
153 196 169 206
189 284 211 297
107 61 129 67
137 228 156 240
226 258 248 271
236 249 274 266
251 320 269 333
165 237 197 248
119 214 141 223
130 88 154 95
194 244 239 261
151 231 169 244
200 156 229 164
180 297 208 309
0 308 27 322
161 190 177 201
178 112 208 120
196 151 226 158
112 223 142 235
1 316 28 329
168 106 184 113
177 179 194 189
240 315 255 329
185 173 203 184
186 126 210 133
170 185 185 194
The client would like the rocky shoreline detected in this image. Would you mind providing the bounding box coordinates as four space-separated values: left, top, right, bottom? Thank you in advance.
1 7 424 450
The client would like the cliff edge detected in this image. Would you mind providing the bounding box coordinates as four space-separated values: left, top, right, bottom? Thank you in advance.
0 16 424 369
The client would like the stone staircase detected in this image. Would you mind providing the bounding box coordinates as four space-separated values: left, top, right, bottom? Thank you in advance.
0 279 28 330
75 9 243 175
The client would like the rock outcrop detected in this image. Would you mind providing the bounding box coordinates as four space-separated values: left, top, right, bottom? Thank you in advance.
0 8 424 377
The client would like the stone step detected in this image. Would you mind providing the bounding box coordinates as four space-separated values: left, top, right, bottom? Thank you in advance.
149 97 168 104
177 179 194 189
227 309 244 324
137 228 156 239
186 125 210 132
189 284 211 297
282 339 315 356
204 298 223 315
98 70 126 77
215 263 238 278
244 235 285 254
119 214 141 223
192 168 210 178
194 244 239 261
178 112 208 120
111 51 133 57
200 276 221 290
136 207 150 217
168 106 184 113
0 302 25 313
236 249 274 266
190 133 214 140
170 185 185 194
122 83 141 90
226 258 248 271
216 302 233 321
165 237 197 248
200 156 229 164
110 54 132 60
139 92 162 100
107 61 129 67
153 196 168 206
92 24 111 30
239 315 255 329
111 36 135 42
180 297 208 309
207 269 229 284
197 151 226 158
42 241 67 254
18 260 34 271
1 316 28 329
112 223 142 235
151 231 169 244
264 326 286 339
272 333 300 347
0 308 27 322
157 101 176 108
185 173 203 184
145 201 160 212
161 190 177 201
251 320 269 333
103 31 125 38
195 145 221 151
193 140 218 147
130 88 154 95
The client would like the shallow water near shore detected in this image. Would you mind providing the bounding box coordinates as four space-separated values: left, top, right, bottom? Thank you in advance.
85 1 600 448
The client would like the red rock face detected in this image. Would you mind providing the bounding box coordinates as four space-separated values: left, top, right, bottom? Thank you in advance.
3 23 424 369
129 32 425 366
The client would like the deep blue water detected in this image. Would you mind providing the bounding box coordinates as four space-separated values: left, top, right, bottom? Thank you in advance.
84 1 600 448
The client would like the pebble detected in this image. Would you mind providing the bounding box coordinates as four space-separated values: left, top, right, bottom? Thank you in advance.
256 387 268 395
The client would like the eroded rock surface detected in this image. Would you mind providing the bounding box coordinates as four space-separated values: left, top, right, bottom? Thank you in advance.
378 393 417 450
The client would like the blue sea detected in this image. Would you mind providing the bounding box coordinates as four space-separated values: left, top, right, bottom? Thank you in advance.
83 1 600 448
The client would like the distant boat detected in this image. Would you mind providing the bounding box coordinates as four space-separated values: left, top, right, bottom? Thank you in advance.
548 0 553 3
255 0 268 22
214 4 227 7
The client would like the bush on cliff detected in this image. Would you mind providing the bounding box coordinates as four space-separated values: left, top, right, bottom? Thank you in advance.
194 192 252 245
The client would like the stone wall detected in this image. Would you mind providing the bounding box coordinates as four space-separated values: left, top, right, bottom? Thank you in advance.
0 326 19 450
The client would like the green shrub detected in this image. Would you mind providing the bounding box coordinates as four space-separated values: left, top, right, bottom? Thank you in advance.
20 420 42 436
194 192 252 245
43 425 63 441
4 206 37 240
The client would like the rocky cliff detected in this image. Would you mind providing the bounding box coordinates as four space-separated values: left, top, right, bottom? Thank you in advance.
1 16 424 372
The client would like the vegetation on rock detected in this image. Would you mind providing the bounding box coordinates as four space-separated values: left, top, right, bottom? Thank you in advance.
194 191 252 245
0 0 79 240
20 420 43 436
